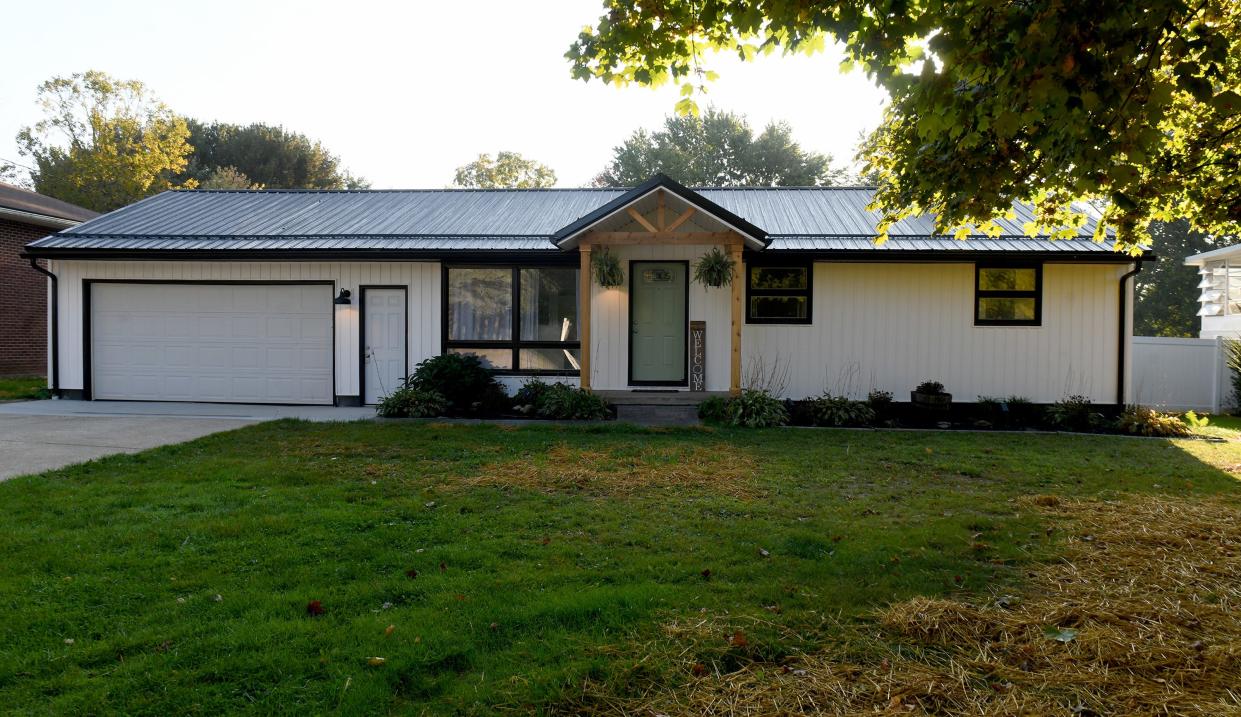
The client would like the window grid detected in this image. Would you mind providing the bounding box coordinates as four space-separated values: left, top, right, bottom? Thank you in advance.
974 264 1043 326
442 265 581 375
745 263 813 325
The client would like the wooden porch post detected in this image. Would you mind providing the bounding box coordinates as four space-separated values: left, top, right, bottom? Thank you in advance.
579 244 592 390
730 243 743 395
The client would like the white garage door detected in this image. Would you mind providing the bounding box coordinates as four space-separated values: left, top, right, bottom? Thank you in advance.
91 283 334 404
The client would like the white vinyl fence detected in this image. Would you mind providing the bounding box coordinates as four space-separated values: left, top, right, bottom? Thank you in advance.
1131 336 1232 412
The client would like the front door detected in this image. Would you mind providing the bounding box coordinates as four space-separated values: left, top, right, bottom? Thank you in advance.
362 287 407 404
629 261 687 385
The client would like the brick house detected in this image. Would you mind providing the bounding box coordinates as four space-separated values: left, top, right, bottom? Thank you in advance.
0 183 96 376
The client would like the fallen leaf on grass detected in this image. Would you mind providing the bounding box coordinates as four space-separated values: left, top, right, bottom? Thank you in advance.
1042 626 1078 642
366 656 386 667
690 662 707 677
405 569 418 579
384 624 395 636
729 630 748 648
306 600 324 617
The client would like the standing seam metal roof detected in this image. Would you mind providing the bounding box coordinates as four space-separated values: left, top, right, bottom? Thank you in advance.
25 185 1123 254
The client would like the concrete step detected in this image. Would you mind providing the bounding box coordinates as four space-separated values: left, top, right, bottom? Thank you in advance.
614 403 701 426
597 390 726 406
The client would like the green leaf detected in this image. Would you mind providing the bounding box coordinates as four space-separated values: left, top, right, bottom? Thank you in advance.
1042 626 1078 643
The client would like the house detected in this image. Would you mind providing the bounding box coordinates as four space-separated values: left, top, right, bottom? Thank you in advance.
0 183 97 376
20 175 1148 406
1185 244 1241 339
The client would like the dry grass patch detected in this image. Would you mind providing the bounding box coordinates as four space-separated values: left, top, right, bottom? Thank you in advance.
466 442 760 498
565 494 1241 715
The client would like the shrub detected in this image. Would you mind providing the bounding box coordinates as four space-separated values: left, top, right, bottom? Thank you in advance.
515 379 610 420
727 389 789 428
1004 395 1037 426
375 383 449 418
914 380 946 395
1226 339 1241 414
406 353 508 416
1117 405 1191 437
512 379 554 409
1045 395 1104 432
1184 410 1210 429
538 383 611 420
807 393 876 427
866 389 894 410
697 395 731 422
974 395 1037 428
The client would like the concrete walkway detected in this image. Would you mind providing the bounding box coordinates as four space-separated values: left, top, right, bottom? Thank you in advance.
0 400 374 481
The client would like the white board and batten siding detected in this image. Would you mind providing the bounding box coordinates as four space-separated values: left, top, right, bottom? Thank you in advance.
742 263 1130 404
47 259 1130 406
589 243 733 392
48 260 441 401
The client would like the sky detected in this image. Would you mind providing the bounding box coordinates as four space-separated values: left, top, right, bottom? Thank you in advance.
0 0 889 189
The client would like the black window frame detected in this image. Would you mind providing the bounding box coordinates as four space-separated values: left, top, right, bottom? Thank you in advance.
441 264 582 376
745 261 813 325
974 263 1043 326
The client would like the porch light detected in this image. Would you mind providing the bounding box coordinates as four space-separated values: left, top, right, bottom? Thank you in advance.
334 289 352 305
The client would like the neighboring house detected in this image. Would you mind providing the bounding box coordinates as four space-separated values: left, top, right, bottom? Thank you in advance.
21 175 1149 406
0 183 97 376
1185 244 1241 339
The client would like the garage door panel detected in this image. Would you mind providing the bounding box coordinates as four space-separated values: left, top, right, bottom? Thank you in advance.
91 284 333 404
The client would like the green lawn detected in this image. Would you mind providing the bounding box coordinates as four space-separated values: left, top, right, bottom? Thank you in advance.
0 376 47 401
0 421 1237 714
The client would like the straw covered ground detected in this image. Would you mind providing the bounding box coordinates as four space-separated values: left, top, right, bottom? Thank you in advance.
564 494 1241 716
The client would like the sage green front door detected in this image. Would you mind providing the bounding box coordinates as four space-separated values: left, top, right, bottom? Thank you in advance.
630 261 687 385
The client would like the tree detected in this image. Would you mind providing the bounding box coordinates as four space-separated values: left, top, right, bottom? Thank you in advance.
453 152 556 188
181 120 369 190
198 166 261 190
567 1 1241 252
1134 220 1227 337
596 108 847 187
16 70 194 212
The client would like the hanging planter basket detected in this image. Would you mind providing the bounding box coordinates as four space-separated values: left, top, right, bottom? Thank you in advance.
692 247 736 289
592 248 625 288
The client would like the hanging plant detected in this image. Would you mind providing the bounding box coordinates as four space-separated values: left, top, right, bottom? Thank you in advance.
692 247 736 289
592 248 625 288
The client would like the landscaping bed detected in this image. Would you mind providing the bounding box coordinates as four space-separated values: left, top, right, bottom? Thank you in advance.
0 422 1238 713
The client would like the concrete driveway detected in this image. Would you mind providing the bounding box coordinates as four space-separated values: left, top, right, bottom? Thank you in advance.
0 400 374 481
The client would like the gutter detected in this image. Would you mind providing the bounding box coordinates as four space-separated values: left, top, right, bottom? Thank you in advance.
27 258 59 397
0 206 80 229
1116 261 1142 406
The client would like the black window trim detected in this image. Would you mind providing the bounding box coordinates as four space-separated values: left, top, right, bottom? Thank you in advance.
745 260 813 325
974 262 1043 326
441 264 581 376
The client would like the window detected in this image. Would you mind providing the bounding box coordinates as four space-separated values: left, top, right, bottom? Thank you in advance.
444 266 580 374
746 264 812 324
975 265 1042 326
1194 259 1241 317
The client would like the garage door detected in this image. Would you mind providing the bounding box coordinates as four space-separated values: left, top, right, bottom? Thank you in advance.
90 283 333 404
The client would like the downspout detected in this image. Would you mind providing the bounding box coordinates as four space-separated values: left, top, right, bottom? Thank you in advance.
27 258 59 397
1116 261 1142 407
